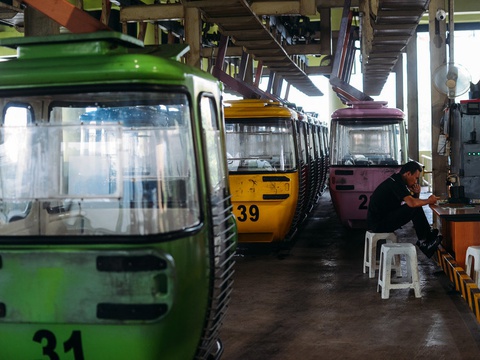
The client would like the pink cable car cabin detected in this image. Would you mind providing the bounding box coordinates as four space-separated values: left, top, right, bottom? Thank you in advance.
329 101 408 229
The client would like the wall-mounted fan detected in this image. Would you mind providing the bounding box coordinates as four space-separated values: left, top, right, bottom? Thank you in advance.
433 62 472 99
432 0 472 100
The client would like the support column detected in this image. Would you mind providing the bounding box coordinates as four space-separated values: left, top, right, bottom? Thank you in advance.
394 55 404 111
406 33 419 161
319 8 331 56
429 0 448 195
184 6 201 68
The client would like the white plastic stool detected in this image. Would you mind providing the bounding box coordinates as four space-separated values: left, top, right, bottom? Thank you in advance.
377 243 421 299
363 231 398 278
466 246 480 286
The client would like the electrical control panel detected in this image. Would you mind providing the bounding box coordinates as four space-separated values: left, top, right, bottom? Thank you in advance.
455 101 480 199
463 143 480 176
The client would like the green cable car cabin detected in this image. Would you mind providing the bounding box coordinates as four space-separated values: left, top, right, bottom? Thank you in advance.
0 32 237 360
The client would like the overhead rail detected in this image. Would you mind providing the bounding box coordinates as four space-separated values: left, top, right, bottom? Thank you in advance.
119 0 324 98
187 0 323 97
361 0 429 95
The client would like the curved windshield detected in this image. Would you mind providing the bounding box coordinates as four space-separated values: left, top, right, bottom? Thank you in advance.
0 92 200 237
330 119 406 166
225 118 296 172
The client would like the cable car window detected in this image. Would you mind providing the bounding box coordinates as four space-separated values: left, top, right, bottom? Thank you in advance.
330 119 404 166
200 95 226 192
225 118 296 172
3 103 33 126
0 103 34 224
297 122 308 164
0 92 200 238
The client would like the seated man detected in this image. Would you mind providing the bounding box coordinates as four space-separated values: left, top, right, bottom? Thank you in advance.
367 161 442 258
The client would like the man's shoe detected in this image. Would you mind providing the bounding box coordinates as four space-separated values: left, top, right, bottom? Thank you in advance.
426 228 439 243
417 235 443 258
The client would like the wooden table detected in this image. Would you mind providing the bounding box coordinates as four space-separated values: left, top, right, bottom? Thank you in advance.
430 203 480 268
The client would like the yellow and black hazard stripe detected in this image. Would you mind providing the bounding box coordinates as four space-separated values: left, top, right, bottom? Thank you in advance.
436 246 480 323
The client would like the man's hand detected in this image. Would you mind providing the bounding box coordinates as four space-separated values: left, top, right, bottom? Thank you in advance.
404 191 439 208
410 183 422 199
410 183 421 195
427 194 439 205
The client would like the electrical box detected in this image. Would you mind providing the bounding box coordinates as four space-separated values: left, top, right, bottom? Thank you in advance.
463 100 480 115
453 100 480 199
463 144 480 177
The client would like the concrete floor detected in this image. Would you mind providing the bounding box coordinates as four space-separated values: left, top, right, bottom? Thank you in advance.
219 191 480 360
